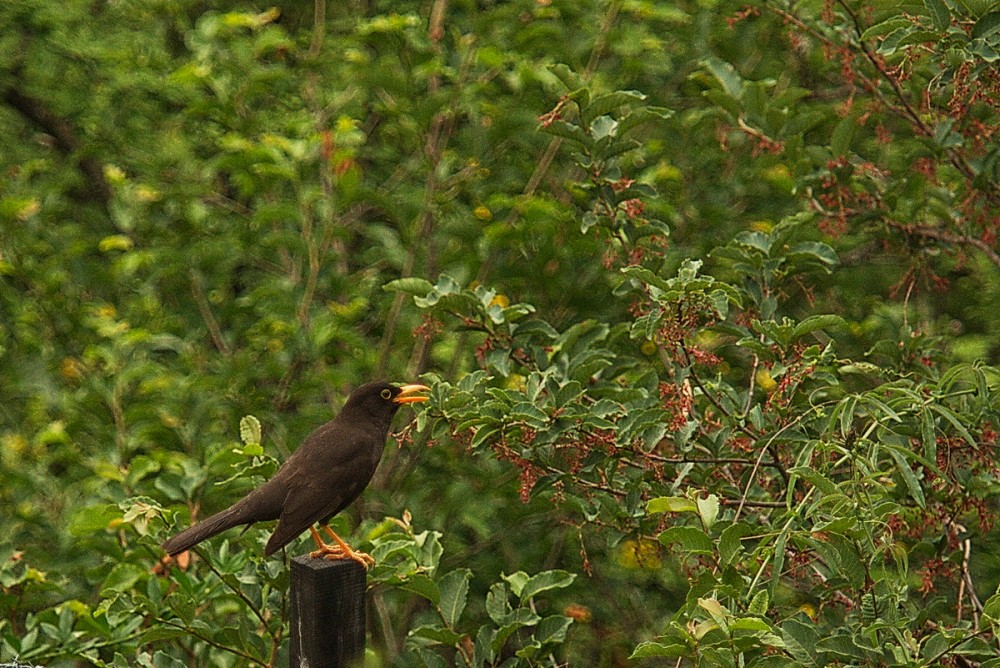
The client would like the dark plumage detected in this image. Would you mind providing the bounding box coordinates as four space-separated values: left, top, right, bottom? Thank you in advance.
161 382 428 565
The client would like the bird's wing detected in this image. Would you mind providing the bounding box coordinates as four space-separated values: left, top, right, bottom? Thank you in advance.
262 422 384 556
263 475 347 555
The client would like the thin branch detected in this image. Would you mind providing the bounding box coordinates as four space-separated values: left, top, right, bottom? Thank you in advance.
718 498 786 508
677 335 790 487
887 220 1000 270
476 0 621 285
190 271 230 355
378 0 452 379
154 616 267 667
308 0 326 59
195 547 279 640
2 83 113 211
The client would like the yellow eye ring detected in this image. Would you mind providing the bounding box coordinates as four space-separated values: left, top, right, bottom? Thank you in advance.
380 388 393 400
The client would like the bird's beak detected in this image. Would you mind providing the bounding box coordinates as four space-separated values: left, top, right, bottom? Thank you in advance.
394 384 430 404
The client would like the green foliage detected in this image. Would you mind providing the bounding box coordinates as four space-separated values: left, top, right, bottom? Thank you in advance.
1 0 999 666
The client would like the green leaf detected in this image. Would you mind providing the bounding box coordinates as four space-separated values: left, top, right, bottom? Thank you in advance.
383 277 434 297
831 115 857 156
68 504 121 537
101 563 146 595
239 415 262 445
782 617 820 666
886 444 927 508
748 589 769 615
860 18 912 41
788 466 839 497
924 0 951 30
731 617 774 633
400 574 440 604
629 641 686 658
535 615 573 644
927 403 978 447
702 56 743 98
787 241 838 266
698 597 730 633
541 119 590 146
972 12 1000 39
719 522 749 566
486 583 510 624
581 90 647 127
437 568 471 627
792 314 846 340
696 494 719 529
647 496 698 514
414 647 449 668
517 570 576 601
126 454 161 486
547 63 584 92
816 633 868 660
983 590 1000 621
657 526 714 554
410 624 463 645
503 571 530 598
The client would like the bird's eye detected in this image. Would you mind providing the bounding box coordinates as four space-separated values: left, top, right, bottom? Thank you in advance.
380 388 393 400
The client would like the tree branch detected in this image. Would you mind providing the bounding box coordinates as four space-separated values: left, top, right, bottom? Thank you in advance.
3 84 113 210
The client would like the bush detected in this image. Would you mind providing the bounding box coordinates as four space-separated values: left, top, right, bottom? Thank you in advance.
1 0 998 666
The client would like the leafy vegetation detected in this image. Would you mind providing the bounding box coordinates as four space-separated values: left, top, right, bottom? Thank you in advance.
2 0 999 666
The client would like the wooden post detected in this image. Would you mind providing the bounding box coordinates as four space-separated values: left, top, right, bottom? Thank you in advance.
289 556 367 667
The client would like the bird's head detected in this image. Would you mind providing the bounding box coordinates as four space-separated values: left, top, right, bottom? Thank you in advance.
344 381 430 423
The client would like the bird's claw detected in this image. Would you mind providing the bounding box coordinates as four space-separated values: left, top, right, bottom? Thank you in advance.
309 544 375 569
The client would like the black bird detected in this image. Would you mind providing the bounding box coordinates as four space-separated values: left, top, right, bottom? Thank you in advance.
161 382 429 567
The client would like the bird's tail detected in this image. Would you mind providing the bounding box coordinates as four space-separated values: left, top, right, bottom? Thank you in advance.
161 504 249 556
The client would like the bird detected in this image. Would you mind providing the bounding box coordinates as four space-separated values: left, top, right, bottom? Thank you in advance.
161 382 429 568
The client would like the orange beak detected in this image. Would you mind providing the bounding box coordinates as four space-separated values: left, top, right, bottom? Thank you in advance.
394 384 430 404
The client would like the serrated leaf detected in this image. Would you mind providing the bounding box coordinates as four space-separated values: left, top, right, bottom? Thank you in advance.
518 570 576 601
702 56 743 98
787 241 838 266
629 641 686 658
239 415 261 445
924 0 951 30
410 624 463 645
535 615 573 644
581 90 647 126
658 526 714 554
541 119 590 146
486 582 509 624
437 568 471 627
860 18 912 41
503 571 530 598
400 574 440 604
972 12 1000 39
782 617 820 665
748 589 770 615
547 63 584 92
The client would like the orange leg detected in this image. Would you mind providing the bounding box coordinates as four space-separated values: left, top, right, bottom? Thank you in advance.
307 525 375 569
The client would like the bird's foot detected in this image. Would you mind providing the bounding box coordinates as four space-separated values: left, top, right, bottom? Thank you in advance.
308 525 376 569
309 543 376 568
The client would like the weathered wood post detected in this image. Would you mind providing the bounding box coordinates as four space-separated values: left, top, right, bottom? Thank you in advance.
289 556 366 667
